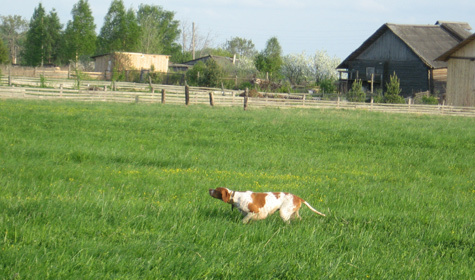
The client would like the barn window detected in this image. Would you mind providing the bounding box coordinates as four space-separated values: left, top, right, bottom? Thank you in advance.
366 67 375 80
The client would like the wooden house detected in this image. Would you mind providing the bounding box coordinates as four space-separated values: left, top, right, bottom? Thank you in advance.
436 33 475 107
92 52 170 77
337 21 472 97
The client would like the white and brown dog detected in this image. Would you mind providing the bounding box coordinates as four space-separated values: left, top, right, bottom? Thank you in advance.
209 187 325 223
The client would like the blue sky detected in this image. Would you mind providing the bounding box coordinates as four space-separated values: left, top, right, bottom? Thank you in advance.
1 0 474 59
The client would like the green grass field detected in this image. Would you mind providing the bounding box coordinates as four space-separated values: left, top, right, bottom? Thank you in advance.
1 99 474 279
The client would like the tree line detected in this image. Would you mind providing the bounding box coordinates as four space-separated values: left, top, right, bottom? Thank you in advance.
0 0 340 92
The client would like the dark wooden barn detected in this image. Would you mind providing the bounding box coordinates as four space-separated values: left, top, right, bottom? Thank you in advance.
337 21 472 97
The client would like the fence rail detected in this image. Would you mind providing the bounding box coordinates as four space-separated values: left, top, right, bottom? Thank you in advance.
1 75 475 117
2 85 474 117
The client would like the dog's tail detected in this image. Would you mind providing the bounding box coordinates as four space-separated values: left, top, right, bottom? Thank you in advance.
304 201 326 217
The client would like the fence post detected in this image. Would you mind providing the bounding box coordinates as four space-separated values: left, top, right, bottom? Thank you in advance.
135 95 139 103
370 96 374 111
149 75 154 93
8 67 12 86
185 85 190 105
60 84 63 97
337 96 340 109
209 92 214 106
244 88 249 111
161 89 166 104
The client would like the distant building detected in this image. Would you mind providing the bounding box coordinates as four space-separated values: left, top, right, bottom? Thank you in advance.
337 21 472 97
92 52 170 78
436 33 475 106
182 55 238 68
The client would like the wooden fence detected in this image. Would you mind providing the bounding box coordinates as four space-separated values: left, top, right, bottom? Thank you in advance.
1 76 474 117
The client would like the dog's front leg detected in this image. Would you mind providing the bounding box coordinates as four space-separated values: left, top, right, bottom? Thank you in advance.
242 212 256 224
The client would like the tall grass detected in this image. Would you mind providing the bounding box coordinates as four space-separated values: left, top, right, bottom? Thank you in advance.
1 99 474 279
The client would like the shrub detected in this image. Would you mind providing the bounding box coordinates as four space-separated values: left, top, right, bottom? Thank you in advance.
372 89 384 103
318 78 337 93
39 75 47 88
347 79 366 102
186 60 224 87
422 95 439 105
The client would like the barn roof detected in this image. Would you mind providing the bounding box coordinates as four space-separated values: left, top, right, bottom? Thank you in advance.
436 32 475 61
337 21 472 69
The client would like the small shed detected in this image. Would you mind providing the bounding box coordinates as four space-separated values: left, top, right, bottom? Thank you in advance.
436 33 475 107
337 21 472 97
92 52 170 74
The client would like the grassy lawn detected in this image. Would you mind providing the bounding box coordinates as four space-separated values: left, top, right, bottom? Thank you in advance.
1 99 474 279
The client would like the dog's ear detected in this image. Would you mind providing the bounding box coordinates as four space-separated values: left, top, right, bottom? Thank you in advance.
220 188 231 203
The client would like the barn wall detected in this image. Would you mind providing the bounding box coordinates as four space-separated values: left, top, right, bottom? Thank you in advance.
446 40 475 106
345 30 445 97
122 53 169 72
94 52 169 74
348 59 429 96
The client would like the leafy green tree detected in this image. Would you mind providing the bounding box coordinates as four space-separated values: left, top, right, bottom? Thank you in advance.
347 79 366 102
123 8 140 52
224 37 257 58
0 39 8 63
63 0 96 63
0 15 28 64
23 3 47 66
43 9 63 65
137 4 181 55
255 37 282 79
97 0 140 54
384 72 405 104
23 4 63 66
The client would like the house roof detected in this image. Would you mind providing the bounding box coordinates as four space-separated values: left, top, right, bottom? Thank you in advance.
183 55 237 66
91 52 170 59
337 21 472 69
436 32 475 61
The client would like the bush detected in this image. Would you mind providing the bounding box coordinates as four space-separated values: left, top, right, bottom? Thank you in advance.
277 81 293 93
372 89 384 103
422 95 439 105
347 79 366 102
238 81 253 90
318 78 337 93
185 60 224 87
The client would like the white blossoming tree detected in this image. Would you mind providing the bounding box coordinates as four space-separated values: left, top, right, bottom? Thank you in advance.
281 50 341 91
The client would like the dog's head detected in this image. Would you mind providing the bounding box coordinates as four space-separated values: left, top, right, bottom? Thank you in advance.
209 187 231 203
